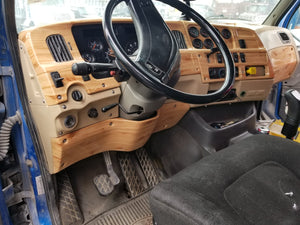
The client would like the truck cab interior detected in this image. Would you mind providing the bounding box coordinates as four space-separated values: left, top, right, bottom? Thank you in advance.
1 0 300 224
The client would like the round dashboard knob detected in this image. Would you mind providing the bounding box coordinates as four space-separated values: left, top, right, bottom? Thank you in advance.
64 115 76 128
88 108 98 118
72 90 83 101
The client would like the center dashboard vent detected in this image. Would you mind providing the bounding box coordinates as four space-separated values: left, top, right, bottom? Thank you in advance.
172 30 187 49
46 34 73 62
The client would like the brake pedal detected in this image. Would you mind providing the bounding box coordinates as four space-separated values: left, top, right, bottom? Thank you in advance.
94 152 120 196
104 152 120 185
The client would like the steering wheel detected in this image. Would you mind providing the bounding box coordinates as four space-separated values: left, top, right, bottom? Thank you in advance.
103 0 235 104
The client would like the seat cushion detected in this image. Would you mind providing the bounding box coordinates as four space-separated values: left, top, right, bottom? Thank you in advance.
224 161 300 224
150 135 300 225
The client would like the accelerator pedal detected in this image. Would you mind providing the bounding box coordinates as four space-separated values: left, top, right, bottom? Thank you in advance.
118 152 145 198
136 148 160 187
94 152 120 196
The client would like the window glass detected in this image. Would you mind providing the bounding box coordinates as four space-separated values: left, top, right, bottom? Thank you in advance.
15 0 280 32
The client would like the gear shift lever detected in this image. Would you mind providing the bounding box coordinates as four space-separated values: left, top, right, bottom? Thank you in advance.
281 89 300 139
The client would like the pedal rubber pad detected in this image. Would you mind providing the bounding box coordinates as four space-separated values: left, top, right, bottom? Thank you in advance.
136 148 160 187
118 152 144 198
93 174 114 196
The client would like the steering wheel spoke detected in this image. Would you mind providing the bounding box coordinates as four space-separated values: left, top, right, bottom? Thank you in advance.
103 0 235 104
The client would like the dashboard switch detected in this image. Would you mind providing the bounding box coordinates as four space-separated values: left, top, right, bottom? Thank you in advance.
88 108 98 118
239 39 246 48
233 53 239 63
240 53 246 62
217 53 223 63
246 67 257 76
51 72 64 88
72 90 83 101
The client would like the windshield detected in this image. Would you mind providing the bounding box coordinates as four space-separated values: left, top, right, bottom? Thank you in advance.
15 0 280 32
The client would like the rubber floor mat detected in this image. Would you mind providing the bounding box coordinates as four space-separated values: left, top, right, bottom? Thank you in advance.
85 193 152 225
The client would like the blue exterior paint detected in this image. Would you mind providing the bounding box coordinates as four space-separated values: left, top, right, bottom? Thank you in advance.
278 1 300 28
0 0 52 224
0 2 15 223
0 175 12 225
274 82 282 119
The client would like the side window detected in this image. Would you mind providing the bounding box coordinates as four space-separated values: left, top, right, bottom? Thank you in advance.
288 7 300 30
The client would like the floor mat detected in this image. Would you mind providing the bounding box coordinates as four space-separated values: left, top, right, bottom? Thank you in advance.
57 170 83 225
85 193 152 225
67 153 129 223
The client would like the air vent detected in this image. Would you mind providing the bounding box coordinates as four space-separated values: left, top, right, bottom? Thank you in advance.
172 30 187 49
46 34 73 62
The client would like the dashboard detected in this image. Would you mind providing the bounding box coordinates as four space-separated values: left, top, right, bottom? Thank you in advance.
18 19 298 174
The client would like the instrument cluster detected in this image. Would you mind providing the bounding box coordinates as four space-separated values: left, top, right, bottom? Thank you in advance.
72 23 138 63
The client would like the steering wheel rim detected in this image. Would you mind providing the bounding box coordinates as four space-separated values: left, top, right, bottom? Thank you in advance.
103 0 235 104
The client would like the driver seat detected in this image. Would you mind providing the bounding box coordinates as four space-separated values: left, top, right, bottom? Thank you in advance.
150 134 300 225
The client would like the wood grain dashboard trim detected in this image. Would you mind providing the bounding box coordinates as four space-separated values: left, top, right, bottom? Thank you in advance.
268 46 298 84
19 19 274 107
19 21 120 106
51 101 190 173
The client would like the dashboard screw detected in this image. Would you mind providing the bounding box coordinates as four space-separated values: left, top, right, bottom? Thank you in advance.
25 159 33 167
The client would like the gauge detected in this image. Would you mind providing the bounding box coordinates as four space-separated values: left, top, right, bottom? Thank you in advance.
125 41 138 55
221 28 231 39
104 49 114 63
82 53 96 63
188 26 199 38
192 39 203 49
204 39 214 49
200 27 209 38
88 40 103 52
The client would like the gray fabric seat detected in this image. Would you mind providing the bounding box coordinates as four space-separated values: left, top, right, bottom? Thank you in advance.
150 135 300 225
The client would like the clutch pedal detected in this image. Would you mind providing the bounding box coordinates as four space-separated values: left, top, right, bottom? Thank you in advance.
94 152 120 196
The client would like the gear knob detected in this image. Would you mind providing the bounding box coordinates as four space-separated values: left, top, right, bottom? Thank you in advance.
281 89 300 139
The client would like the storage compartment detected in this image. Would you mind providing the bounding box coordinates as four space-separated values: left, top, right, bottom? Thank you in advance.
179 102 257 152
